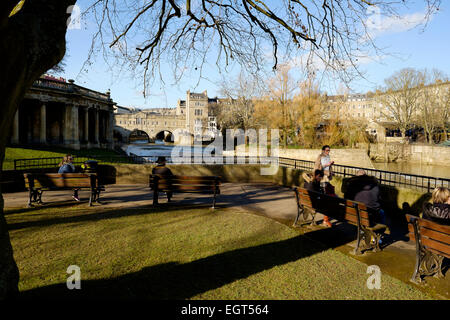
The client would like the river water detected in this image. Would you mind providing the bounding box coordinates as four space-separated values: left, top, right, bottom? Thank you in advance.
372 162 450 179
124 142 450 180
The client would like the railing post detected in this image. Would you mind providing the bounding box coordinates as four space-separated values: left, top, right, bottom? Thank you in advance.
427 180 430 194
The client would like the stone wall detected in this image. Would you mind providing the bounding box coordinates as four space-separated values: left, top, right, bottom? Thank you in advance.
224 148 375 169
114 163 428 217
369 143 450 166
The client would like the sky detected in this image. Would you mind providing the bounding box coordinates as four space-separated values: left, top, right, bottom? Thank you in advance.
58 0 450 109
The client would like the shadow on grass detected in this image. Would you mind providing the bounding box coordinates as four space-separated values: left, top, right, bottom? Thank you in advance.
6 203 215 231
18 227 351 300
5 186 295 231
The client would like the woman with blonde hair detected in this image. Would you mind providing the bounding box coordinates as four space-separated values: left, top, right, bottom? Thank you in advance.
422 187 450 225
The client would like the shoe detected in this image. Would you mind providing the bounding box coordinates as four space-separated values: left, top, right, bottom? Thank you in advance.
72 196 80 201
322 221 332 228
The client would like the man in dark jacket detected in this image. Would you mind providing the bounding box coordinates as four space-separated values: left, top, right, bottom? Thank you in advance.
152 156 174 202
303 169 324 193
344 169 385 224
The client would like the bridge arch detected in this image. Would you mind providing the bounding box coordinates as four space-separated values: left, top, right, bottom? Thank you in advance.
155 130 174 143
129 129 151 143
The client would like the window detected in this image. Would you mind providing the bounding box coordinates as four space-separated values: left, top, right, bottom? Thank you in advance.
195 109 203 116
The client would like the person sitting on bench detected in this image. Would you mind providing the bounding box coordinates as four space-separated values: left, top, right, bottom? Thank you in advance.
423 187 450 226
58 154 80 201
303 169 324 193
302 169 333 227
152 156 174 202
344 169 385 225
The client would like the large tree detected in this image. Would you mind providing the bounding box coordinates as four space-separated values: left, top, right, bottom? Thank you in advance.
0 0 76 299
0 0 441 299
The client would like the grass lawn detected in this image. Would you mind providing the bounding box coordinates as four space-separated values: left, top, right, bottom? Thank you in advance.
3 146 125 170
6 204 432 300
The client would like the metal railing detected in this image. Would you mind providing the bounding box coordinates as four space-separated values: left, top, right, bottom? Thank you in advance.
277 157 449 193
12 155 449 193
13 155 145 170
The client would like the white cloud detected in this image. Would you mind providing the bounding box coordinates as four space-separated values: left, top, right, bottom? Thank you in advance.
365 11 431 39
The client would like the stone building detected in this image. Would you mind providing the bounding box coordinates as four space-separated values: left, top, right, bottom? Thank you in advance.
325 81 450 141
115 90 219 143
9 76 115 150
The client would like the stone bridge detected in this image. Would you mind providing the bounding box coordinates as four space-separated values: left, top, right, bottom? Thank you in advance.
114 111 188 143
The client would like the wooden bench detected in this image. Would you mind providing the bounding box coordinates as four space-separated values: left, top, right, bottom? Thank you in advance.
406 214 450 283
149 175 220 208
293 187 387 254
23 173 104 207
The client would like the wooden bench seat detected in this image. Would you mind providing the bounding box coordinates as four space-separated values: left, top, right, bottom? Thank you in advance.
23 173 104 207
149 175 220 208
293 187 387 254
406 214 450 283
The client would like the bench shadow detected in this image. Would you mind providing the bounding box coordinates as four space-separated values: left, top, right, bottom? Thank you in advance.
18 227 353 300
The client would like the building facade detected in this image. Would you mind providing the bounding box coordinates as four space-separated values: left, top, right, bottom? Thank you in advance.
9 76 115 150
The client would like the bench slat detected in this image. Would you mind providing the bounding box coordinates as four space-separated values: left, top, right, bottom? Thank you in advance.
421 238 450 258
150 176 219 182
420 227 450 245
418 218 450 236
23 173 97 189
151 180 220 186
155 184 217 192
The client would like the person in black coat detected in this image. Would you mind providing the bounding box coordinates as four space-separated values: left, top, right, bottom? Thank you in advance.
423 187 450 226
303 169 324 193
343 169 385 224
152 156 173 202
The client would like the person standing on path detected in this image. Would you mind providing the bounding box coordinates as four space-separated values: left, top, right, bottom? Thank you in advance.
314 145 334 181
314 146 334 227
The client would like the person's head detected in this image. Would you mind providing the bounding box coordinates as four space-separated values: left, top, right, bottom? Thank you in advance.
357 169 366 176
156 156 167 165
322 145 331 155
313 169 324 182
66 154 73 163
431 187 450 204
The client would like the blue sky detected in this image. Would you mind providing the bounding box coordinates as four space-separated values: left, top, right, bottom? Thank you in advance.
59 1 450 109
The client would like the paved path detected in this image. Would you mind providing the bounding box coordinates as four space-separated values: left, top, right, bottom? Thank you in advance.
3 182 449 298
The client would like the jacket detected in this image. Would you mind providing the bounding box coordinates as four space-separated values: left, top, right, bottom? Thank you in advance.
422 202 450 226
302 172 323 193
58 163 75 174
343 174 380 210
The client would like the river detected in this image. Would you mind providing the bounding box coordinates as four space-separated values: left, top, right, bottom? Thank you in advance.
123 142 450 180
372 162 450 179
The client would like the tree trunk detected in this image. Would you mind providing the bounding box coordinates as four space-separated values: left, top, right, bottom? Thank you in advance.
0 0 75 299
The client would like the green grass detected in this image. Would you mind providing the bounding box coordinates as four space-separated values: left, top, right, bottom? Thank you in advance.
6 204 432 300
3 146 125 170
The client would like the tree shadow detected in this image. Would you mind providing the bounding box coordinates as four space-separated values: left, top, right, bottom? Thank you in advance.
18 227 354 300
6 204 214 231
